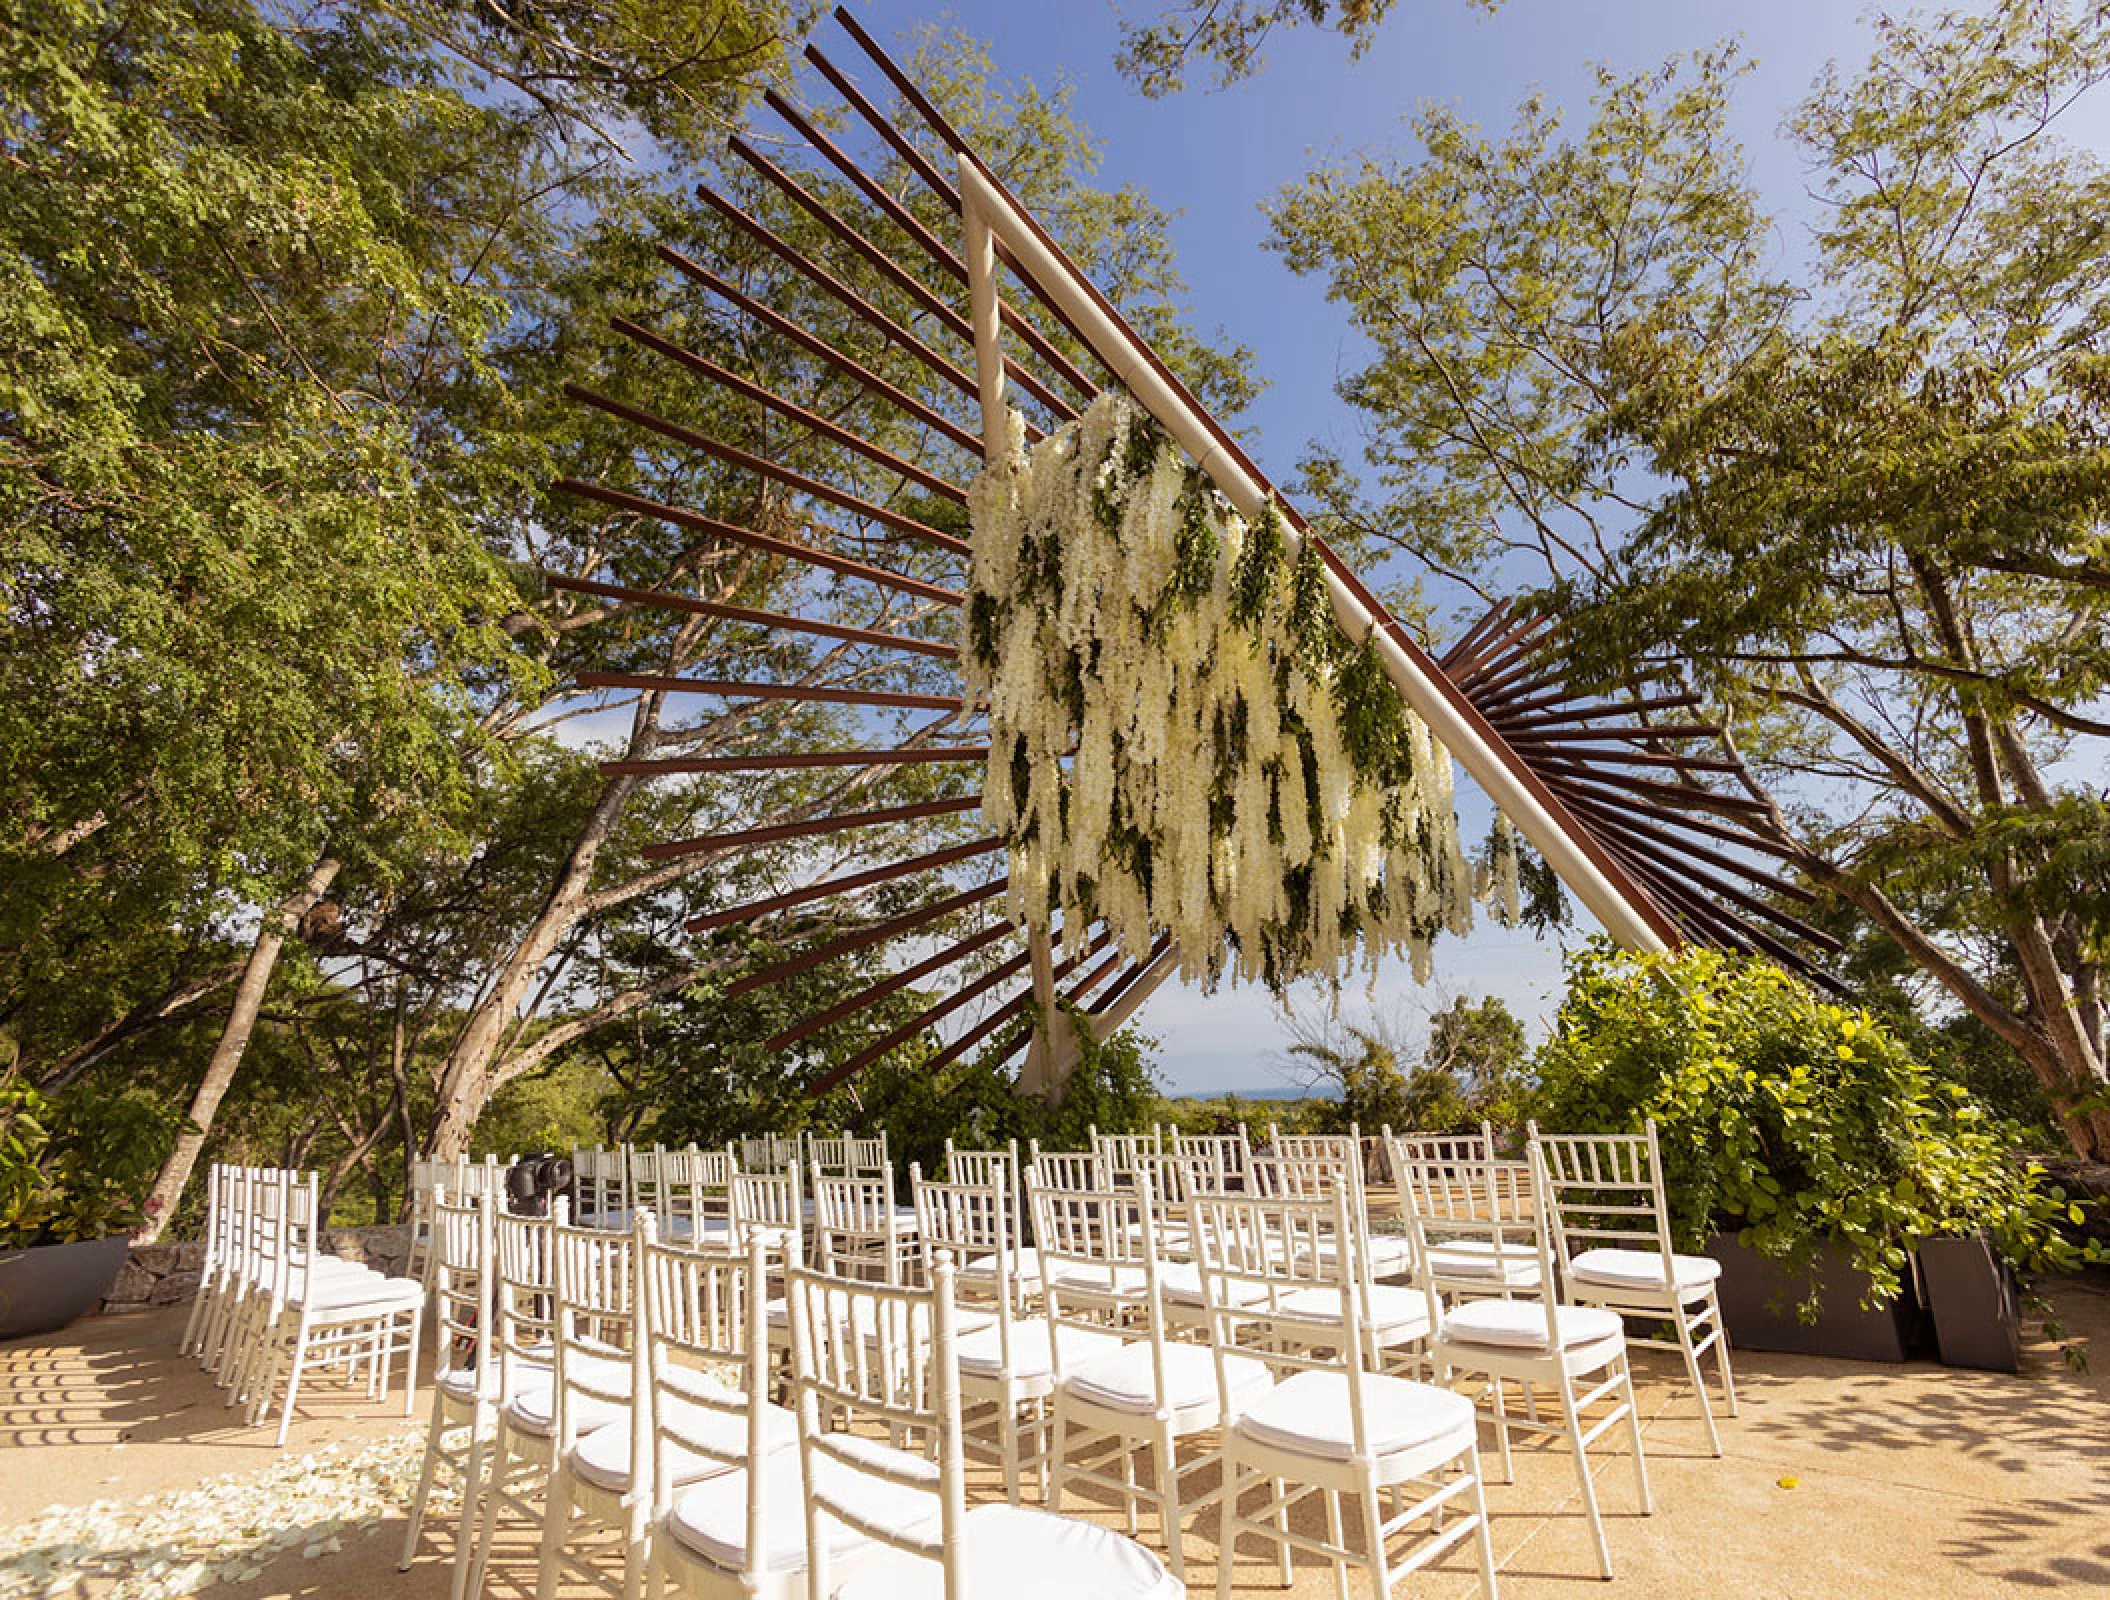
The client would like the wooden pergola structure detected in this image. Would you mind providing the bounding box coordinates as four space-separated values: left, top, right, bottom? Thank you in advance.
552 10 1837 1099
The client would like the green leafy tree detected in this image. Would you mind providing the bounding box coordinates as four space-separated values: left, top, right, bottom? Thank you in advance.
1268 0 2110 1158
1115 1 1496 99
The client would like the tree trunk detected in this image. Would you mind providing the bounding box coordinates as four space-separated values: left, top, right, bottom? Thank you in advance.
136 853 343 1243
425 775 637 1158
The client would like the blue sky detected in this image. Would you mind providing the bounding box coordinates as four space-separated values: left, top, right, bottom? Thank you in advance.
816 0 1942 1094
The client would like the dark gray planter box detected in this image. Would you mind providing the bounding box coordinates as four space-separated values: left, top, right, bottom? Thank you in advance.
0 1235 132 1341
1917 1233 2022 1373
1708 1232 1921 1363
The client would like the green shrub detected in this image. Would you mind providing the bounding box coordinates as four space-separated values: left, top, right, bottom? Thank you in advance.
1528 941 2090 1309
0 1080 191 1247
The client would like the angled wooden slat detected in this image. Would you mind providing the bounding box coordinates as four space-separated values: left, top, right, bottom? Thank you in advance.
1578 811 1839 945
842 925 1117 1088
604 745 986 778
555 477 964 605
805 945 1034 1095
564 381 970 556
695 187 994 418
547 573 957 660
686 836 1002 932
609 315 969 504
762 87 1100 402
1492 693 1707 731
658 244 988 453
765 918 1019 1052
1537 763 1774 818
1558 792 1813 893
723 876 1008 999
575 671 968 712
1556 788 1804 863
727 139 1080 422
642 795 983 863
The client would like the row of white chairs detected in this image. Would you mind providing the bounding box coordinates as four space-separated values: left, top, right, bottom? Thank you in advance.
402 1188 1183 1600
399 1121 1732 1597
180 1163 424 1445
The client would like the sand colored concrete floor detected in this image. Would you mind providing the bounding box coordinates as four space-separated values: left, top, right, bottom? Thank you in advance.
4 1277 2108 1599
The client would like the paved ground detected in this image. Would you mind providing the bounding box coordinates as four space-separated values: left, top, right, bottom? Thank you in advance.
4 1276 2108 1599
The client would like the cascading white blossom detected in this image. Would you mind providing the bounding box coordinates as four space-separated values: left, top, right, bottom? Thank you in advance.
964 390 1510 993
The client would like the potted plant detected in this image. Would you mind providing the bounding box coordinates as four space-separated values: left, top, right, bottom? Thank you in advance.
1527 941 2079 1363
1 1080 189 1340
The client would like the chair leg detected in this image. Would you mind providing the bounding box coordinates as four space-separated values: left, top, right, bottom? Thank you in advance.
1621 1353 1653 1514
1272 1475 1292 1588
1358 1478 1392 1600
1558 1368 1611 1581
1323 1487 1349 1600
1709 1292 1740 1416
1047 1402 1071 1515
1673 1307 1723 1457
1214 1457 1241 1600
1489 1373 1514 1484
449 1414 489 1600
275 1328 308 1448
1155 1430 1185 1585
535 1464 569 1600
400 1398 447 1570
1466 1450 1499 1600
466 1423 513 1600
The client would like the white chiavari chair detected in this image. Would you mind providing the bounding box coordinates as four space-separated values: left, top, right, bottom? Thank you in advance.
661 1143 737 1245
845 1132 889 1176
1091 1125 1163 1191
943 1138 1038 1299
534 1214 652 1600
1194 1187 1497 1600
1403 1146 1652 1579
1033 1173 1271 1584
1170 1128 1251 1191
730 1166 802 1258
795 1254 1182 1600
573 1146 631 1229
645 1231 800 1600
1533 1120 1737 1456
812 1165 919 1286
914 1165 1121 1505
401 1189 499 1596
1383 1134 1543 1301
464 1202 565 1597
246 1171 424 1446
181 1161 233 1362
737 1134 798 1173
1024 1142 1107 1195
1247 1152 1433 1375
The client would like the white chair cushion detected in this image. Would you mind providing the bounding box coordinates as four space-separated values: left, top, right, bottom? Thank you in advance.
1276 1284 1432 1344
1237 1369 1476 1462
833 1502 1182 1600
1569 1247 1721 1292
1155 1261 1274 1308
572 1389 795 1492
765 1297 994 1339
291 1274 425 1314
1442 1298 1625 1351
1366 1234 1417 1278
1062 1340 1273 1422
665 1438 938 1574
437 1350 549 1404
503 1351 632 1435
958 1247 1044 1292
955 1319 1125 1383
1426 1239 1543 1287
662 1216 733 1243
1042 1261 1147 1298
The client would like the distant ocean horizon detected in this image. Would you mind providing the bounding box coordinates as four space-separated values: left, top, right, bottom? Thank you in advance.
1169 1083 1343 1103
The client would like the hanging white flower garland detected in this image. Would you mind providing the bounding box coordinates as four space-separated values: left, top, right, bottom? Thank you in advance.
963 391 1514 993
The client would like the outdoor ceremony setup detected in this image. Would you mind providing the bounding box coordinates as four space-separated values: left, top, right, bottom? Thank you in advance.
186 1122 1723 1598
5 1 2109 1597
